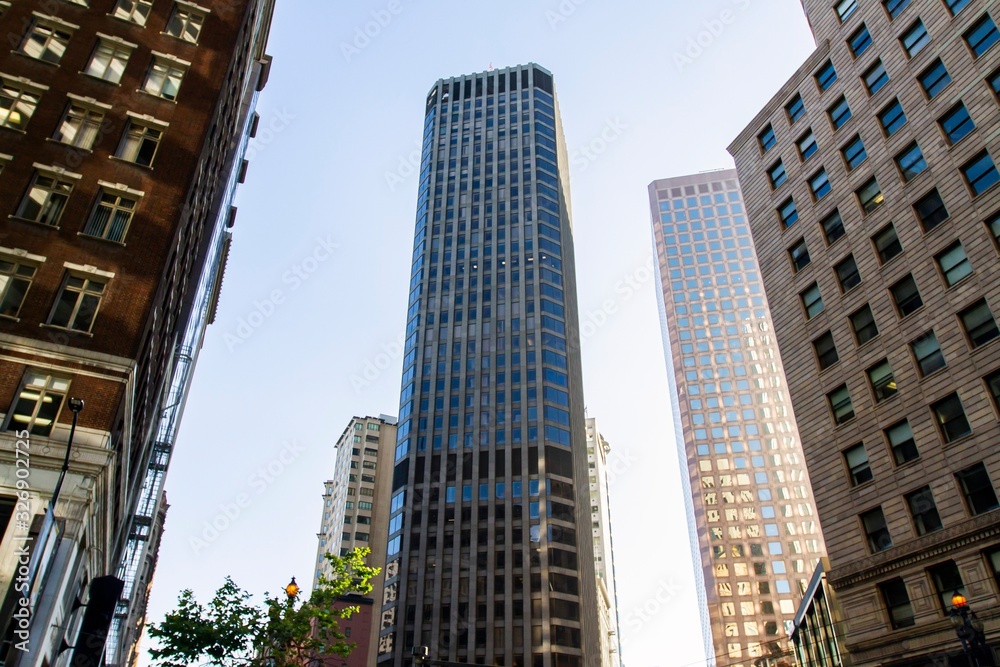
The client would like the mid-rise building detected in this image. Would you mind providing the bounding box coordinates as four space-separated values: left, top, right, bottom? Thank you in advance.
313 415 397 667
729 1 1000 664
649 170 826 667
0 1 275 664
377 64 602 667
585 418 622 667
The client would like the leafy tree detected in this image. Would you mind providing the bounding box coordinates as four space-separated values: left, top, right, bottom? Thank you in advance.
148 548 380 667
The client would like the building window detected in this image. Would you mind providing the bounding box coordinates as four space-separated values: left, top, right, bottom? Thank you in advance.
816 61 838 92
886 420 919 465
5 371 69 437
828 95 852 130
801 283 824 319
0 79 41 131
758 125 776 153
82 190 139 243
817 209 845 245
880 579 915 629
945 0 971 15
890 275 923 317
884 0 911 19
828 385 855 425
962 151 1000 196
0 260 36 319
911 331 946 376
778 198 798 227
849 24 872 57
116 122 162 167
84 40 132 83
956 463 999 515
857 178 884 214
867 359 898 402
932 393 972 443
940 103 975 145
965 14 1000 57
789 239 810 272
959 299 999 348
864 60 889 95
901 20 930 57
53 103 104 150
873 224 903 264
914 189 948 231
769 161 787 189
987 370 1000 411
990 211 1000 249
837 0 858 21
798 129 818 160
49 273 106 333
21 19 72 64
929 562 967 613
906 486 943 535
835 254 861 292
814 331 839 370
851 304 879 345
165 4 206 43
861 507 892 552
15 172 73 226
143 57 187 101
845 444 872 485
895 142 927 182
842 134 867 171
919 59 951 98
936 242 972 287
878 98 907 136
113 0 153 25
786 94 805 123
809 169 831 200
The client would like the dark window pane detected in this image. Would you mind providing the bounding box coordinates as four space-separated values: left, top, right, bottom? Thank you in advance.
956 463 999 515
906 486 943 535
873 224 903 263
914 189 948 231
891 275 923 317
851 305 879 345
932 393 972 443
814 331 839 370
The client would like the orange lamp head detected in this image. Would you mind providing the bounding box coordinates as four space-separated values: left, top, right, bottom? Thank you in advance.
284 577 300 599
952 592 968 609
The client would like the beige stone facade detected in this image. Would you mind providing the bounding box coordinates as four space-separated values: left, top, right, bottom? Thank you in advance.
729 1 1000 664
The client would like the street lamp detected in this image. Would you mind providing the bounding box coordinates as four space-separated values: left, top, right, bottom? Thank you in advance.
50 398 84 509
284 577 300 601
950 592 995 667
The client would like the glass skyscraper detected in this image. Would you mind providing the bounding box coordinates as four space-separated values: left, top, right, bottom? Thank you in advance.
649 170 826 667
377 64 600 667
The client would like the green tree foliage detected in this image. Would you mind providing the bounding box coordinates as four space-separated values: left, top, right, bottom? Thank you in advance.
148 548 380 667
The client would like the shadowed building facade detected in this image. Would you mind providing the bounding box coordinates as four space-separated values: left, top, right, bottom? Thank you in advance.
377 64 601 667
729 1 1000 664
649 170 826 667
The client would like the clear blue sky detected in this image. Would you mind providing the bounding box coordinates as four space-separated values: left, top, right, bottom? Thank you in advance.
141 2 816 666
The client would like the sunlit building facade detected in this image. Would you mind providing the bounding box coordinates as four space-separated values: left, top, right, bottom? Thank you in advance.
650 170 825 667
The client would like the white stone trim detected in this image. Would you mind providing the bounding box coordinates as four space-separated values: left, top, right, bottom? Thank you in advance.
97 180 145 197
0 246 46 264
31 163 82 180
62 262 114 279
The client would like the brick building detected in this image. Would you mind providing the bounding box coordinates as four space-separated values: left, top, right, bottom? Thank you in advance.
0 0 274 664
729 0 1000 664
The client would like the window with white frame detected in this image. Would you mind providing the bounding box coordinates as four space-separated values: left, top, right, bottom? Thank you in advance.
21 17 75 64
84 38 133 83
143 56 187 100
53 101 105 149
15 170 76 226
82 186 141 243
165 3 207 43
0 255 39 319
6 371 70 436
0 78 43 131
116 120 163 167
48 271 108 333
112 0 153 25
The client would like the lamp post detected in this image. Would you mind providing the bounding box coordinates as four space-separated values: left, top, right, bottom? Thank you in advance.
50 397 84 509
951 592 996 667
284 577 300 603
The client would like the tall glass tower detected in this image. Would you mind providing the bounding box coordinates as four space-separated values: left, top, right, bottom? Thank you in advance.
376 64 600 667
